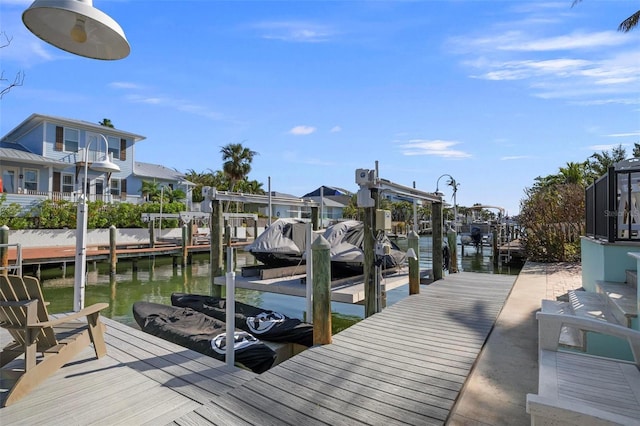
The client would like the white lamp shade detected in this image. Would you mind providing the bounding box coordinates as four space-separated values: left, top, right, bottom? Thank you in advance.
22 0 130 60
90 157 120 173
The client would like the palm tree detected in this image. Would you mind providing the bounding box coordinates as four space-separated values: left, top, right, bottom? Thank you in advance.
220 143 258 193
573 1 639 32
140 180 160 202
558 162 587 186
99 118 114 128
586 144 626 180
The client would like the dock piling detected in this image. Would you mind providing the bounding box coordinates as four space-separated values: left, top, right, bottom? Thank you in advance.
408 230 420 294
312 235 331 345
0 225 8 276
109 225 117 274
432 201 443 281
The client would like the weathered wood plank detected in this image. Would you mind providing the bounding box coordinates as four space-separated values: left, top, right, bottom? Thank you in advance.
267 362 446 424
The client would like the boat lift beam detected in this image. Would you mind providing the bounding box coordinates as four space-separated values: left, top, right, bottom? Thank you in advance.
203 187 319 208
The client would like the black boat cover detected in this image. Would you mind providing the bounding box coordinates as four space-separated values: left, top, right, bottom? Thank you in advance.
171 293 314 347
132 301 276 373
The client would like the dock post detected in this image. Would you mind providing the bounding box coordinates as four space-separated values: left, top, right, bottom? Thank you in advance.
182 224 188 267
433 201 443 281
0 225 8 276
149 219 155 248
312 235 332 345
363 188 379 317
447 228 458 273
311 206 319 230
408 230 420 294
210 199 223 297
492 229 499 265
109 225 117 275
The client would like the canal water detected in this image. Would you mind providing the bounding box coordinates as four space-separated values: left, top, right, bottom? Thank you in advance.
38 236 522 333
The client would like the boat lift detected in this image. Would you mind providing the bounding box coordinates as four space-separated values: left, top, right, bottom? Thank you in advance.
355 163 443 317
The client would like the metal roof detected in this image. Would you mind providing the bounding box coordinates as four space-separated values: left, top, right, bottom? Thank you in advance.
0 146 69 169
1 113 146 143
133 161 193 185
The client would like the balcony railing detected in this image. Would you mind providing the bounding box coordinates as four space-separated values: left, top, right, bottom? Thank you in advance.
585 158 640 242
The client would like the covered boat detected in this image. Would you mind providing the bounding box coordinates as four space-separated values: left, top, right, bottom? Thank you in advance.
323 220 406 276
132 301 276 373
171 293 313 347
244 218 309 267
246 219 406 276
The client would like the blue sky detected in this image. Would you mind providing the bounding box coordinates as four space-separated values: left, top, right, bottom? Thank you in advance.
1 0 639 216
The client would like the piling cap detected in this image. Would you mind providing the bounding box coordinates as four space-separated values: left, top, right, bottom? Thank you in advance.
311 235 331 249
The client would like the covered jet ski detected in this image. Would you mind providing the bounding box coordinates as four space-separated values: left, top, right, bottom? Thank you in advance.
244 218 309 267
132 301 276 373
323 220 406 276
171 293 313 347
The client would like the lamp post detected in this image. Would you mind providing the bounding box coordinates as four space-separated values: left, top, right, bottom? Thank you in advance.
74 134 120 311
435 174 458 232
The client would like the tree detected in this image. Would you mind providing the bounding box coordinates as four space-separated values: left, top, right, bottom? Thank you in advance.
558 161 587 185
99 118 114 128
573 1 639 32
519 183 584 262
586 144 626 181
633 142 640 158
140 180 160 202
1 31 25 99
220 143 258 193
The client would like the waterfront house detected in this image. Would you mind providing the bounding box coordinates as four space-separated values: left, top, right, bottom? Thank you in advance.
302 186 351 227
0 113 192 213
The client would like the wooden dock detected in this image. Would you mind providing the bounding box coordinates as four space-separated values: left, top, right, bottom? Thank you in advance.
1 272 516 425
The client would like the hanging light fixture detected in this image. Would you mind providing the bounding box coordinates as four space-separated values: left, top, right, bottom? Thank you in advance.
22 0 130 60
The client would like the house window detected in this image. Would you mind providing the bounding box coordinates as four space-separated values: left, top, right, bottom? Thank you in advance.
110 179 121 196
23 169 38 191
107 136 120 159
62 174 74 193
65 128 79 152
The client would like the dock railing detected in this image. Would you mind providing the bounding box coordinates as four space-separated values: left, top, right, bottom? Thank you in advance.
585 159 640 243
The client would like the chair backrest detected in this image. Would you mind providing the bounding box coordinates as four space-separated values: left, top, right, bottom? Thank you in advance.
0 275 58 348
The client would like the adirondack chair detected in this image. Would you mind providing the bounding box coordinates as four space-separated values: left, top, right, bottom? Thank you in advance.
0 275 109 406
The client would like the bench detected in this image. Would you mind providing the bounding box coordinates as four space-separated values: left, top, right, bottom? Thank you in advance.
526 312 640 425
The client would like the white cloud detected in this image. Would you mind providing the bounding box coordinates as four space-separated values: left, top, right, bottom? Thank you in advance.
500 155 533 161
449 11 640 104
330 126 342 133
125 94 224 120
289 125 316 136
109 81 144 90
605 131 640 138
253 21 336 43
587 144 623 151
399 139 471 158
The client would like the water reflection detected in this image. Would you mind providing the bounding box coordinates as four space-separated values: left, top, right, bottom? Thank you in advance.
38 236 521 333
39 251 364 333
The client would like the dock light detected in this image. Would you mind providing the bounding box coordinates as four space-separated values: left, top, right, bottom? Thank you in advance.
74 134 120 311
22 0 130 60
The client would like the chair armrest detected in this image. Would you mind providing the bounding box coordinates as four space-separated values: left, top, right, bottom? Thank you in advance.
35 303 110 328
536 312 640 363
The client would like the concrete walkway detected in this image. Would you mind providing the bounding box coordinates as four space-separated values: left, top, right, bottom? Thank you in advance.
448 261 583 426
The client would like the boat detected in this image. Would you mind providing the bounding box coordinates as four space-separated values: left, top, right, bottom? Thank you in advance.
323 220 406 276
244 218 308 267
246 219 406 276
132 301 277 373
170 293 314 347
